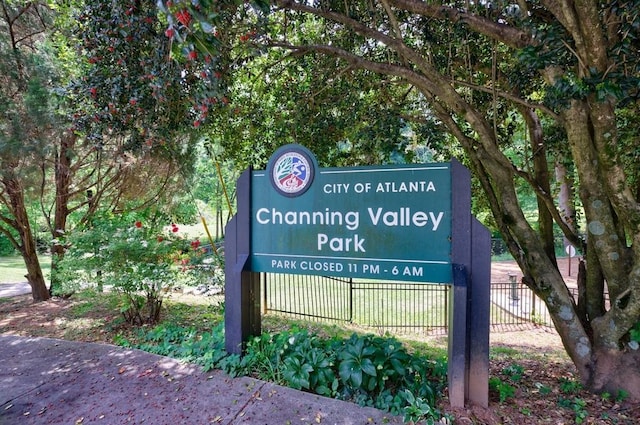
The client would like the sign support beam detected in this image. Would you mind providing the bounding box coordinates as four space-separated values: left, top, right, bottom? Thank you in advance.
468 217 491 407
224 169 260 355
448 160 490 408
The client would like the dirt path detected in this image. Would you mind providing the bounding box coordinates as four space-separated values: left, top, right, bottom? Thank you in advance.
491 257 579 287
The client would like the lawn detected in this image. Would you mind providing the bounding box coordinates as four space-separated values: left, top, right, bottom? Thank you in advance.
0 255 51 283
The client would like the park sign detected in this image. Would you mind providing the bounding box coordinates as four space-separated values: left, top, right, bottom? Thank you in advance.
225 144 491 409
250 144 452 283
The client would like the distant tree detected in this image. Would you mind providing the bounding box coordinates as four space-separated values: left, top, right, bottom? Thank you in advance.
0 1 57 300
205 44 440 168
47 0 229 294
0 0 219 301
160 0 640 400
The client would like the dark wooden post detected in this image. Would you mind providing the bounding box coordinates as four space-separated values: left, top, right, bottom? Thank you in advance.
224 169 261 355
449 159 490 408
449 159 471 408
468 217 490 407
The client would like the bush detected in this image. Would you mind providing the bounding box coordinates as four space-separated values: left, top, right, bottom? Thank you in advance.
58 212 214 324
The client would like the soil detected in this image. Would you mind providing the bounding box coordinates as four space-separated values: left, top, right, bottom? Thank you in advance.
1 259 639 424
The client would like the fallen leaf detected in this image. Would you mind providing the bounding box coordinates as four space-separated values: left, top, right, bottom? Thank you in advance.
137 369 153 377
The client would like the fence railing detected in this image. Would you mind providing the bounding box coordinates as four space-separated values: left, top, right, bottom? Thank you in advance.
263 273 559 335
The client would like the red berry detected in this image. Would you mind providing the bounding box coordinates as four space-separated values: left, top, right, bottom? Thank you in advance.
187 50 197 60
175 9 192 27
165 27 175 38
135 221 142 228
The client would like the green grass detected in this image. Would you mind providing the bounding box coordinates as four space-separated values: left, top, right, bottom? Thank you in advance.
266 274 450 331
0 255 51 283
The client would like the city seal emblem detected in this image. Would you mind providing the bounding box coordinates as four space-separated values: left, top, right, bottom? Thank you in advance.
267 144 315 197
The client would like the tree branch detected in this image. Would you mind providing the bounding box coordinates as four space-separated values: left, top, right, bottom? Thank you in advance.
453 79 560 121
385 0 534 48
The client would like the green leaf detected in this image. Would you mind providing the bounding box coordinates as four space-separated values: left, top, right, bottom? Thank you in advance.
361 358 377 377
339 359 357 382
350 369 363 388
315 385 330 396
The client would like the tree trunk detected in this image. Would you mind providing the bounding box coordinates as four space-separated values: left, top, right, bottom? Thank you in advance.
49 132 74 296
589 348 640 399
4 175 50 302
554 161 576 238
522 106 556 263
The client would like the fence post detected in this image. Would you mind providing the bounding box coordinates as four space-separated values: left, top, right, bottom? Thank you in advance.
509 273 519 301
448 264 468 409
467 217 490 408
261 272 267 315
348 278 353 322
444 287 449 331
530 286 536 318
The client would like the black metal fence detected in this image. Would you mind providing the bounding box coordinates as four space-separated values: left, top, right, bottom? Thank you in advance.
263 273 558 335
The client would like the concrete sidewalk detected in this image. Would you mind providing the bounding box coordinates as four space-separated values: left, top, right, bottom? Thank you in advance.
0 335 402 425
0 282 31 298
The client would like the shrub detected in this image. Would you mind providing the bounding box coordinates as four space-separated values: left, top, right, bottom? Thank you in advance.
58 211 214 324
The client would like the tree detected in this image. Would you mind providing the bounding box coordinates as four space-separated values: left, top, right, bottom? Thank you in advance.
0 0 217 301
0 1 56 301
204 43 440 169
162 0 640 399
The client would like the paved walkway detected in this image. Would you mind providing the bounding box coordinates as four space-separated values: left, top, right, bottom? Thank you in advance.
0 335 402 425
0 282 31 298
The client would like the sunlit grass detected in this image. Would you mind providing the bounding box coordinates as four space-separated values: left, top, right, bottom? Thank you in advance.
0 255 51 283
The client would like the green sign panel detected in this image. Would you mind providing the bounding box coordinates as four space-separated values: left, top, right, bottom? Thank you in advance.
250 145 452 283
